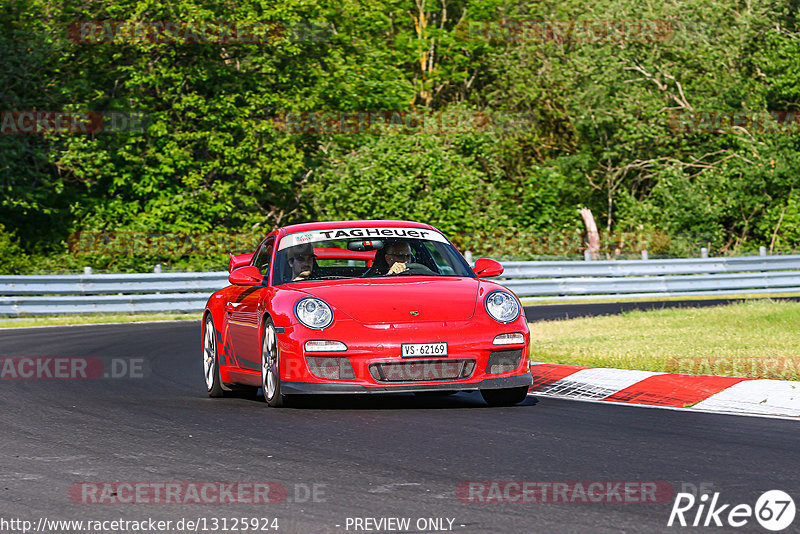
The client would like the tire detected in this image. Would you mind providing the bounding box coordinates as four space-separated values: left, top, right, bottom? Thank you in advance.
203 315 228 397
261 318 286 407
480 386 529 407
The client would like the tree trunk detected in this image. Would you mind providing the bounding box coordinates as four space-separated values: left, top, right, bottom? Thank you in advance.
580 207 600 260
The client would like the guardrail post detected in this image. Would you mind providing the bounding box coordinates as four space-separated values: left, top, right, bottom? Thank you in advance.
584 250 592 261
154 264 162 273
701 248 708 259
760 246 767 257
464 251 473 264
83 266 92 275
641 250 649 260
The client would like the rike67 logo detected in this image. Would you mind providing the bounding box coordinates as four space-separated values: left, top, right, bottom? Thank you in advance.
668 490 795 531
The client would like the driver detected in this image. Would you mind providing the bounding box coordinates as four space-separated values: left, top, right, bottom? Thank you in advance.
287 244 316 281
382 241 414 275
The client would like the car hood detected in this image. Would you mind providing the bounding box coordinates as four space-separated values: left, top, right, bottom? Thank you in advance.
293 277 480 323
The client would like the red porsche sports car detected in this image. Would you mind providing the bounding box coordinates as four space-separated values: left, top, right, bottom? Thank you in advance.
202 220 532 407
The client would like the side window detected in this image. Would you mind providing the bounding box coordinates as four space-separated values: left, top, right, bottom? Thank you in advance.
422 242 454 275
253 240 274 276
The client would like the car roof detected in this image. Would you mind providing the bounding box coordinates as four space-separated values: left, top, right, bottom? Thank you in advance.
277 220 437 236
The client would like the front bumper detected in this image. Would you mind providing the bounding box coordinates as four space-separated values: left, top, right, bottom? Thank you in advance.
282 371 532 395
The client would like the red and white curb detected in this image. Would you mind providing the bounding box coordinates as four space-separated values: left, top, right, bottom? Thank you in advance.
528 363 800 418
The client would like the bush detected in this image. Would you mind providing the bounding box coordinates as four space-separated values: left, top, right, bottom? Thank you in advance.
0 224 29 274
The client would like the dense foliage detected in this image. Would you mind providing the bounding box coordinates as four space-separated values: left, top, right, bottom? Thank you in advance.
2 0 799 272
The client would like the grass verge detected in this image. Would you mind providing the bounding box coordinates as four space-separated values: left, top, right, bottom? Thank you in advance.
0 313 203 328
528 299 800 380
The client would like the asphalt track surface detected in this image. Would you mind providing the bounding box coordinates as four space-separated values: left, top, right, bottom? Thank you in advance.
2 320 799 534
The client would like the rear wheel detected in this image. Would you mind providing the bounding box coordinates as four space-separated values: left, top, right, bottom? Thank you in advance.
203 315 228 397
481 386 529 407
262 319 286 407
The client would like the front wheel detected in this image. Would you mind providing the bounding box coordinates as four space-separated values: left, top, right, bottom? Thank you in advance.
262 319 286 407
480 386 529 407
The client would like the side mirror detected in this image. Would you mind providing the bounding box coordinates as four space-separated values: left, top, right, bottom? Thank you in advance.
228 252 255 273
228 265 264 286
473 258 504 278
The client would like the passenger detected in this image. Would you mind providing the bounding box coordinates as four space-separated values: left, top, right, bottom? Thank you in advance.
287 244 316 281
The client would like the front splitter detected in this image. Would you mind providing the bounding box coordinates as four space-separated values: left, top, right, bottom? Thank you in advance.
282 372 532 395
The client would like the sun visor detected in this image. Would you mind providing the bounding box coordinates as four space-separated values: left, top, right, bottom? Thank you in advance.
278 227 447 250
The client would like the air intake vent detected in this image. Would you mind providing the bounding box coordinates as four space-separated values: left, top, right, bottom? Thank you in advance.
370 359 475 382
486 350 523 374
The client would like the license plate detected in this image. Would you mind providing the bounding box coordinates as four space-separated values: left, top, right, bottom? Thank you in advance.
401 342 448 357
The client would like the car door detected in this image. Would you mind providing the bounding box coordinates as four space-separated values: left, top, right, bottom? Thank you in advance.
228 237 273 371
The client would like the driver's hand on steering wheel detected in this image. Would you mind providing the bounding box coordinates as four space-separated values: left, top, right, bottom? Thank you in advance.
387 262 407 275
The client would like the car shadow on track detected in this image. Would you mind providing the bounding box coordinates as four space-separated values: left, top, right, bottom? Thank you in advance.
222 390 539 410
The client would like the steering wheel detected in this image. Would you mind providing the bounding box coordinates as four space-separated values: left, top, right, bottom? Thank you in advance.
395 262 436 275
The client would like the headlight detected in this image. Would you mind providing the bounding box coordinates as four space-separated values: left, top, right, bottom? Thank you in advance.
295 297 334 329
485 291 520 323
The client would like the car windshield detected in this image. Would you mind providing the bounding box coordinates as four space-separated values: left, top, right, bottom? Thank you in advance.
273 226 475 285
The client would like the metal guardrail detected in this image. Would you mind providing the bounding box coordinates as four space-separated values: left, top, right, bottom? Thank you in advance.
499 255 800 300
1 254 800 315
0 272 227 295
0 272 229 316
498 255 800 278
